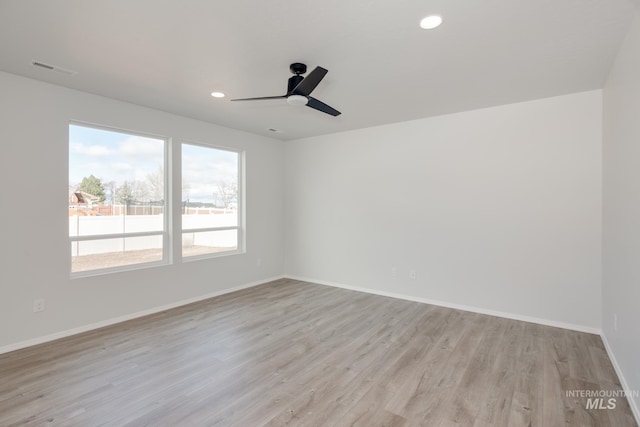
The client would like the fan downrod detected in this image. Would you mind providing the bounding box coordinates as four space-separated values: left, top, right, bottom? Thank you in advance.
290 63 307 75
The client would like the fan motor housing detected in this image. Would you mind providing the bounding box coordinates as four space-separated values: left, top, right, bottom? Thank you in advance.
287 75 304 93
230 62 340 116
289 62 307 75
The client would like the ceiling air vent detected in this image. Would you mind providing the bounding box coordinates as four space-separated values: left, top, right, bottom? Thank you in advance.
31 60 77 75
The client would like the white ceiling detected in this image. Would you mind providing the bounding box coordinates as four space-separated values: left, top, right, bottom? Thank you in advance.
0 0 636 140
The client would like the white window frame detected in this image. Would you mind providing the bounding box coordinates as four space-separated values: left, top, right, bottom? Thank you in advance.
69 122 171 278
180 140 245 261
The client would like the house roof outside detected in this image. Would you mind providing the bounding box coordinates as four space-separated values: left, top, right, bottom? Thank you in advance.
68 186 100 205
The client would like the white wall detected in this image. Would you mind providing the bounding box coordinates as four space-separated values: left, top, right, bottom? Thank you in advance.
0 71 605 351
0 71 284 350
285 91 602 330
603 8 640 417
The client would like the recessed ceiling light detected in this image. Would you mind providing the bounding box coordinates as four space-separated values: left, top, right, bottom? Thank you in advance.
420 15 442 30
211 91 225 98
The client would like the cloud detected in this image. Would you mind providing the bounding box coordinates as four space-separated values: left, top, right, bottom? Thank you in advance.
119 136 164 162
111 162 133 172
182 146 238 202
70 126 238 203
70 142 113 157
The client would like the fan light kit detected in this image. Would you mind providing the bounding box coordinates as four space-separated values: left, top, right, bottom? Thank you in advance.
231 63 341 116
211 91 225 98
420 15 443 30
287 95 308 106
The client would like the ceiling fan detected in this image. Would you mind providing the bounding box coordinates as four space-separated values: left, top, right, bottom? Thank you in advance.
231 63 341 116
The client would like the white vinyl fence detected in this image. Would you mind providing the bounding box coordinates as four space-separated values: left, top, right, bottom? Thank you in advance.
70 213 237 256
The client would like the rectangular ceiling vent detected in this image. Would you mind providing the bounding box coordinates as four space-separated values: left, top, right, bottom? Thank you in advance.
31 60 77 75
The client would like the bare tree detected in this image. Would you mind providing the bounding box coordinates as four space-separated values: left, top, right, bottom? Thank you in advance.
116 180 149 204
131 180 150 202
145 166 164 202
104 180 117 205
182 180 191 203
217 180 238 208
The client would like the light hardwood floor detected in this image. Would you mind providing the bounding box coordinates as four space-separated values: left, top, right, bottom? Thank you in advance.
0 279 637 426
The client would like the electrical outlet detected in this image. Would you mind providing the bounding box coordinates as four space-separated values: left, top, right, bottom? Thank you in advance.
409 270 416 280
391 267 397 278
33 298 45 313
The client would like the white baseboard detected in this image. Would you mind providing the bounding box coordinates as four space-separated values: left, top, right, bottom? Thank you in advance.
0 275 284 355
288 275 638 423
285 275 602 335
600 333 640 424
5 273 633 423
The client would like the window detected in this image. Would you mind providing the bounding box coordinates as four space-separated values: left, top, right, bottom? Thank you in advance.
69 124 167 275
181 142 242 259
68 124 244 276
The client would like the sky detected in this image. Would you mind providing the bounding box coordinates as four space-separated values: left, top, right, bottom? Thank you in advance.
69 124 238 203
182 143 238 203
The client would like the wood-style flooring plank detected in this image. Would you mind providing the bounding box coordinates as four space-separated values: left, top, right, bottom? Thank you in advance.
0 279 636 427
